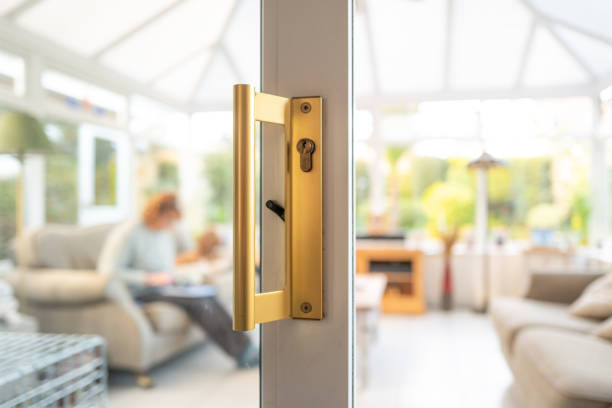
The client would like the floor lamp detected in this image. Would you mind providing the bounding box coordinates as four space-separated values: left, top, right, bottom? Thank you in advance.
0 111 52 263
468 152 506 312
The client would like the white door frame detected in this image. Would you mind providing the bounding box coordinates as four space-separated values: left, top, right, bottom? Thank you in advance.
260 1 354 407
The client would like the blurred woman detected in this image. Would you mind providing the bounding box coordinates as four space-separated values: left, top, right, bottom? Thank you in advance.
116 193 258 368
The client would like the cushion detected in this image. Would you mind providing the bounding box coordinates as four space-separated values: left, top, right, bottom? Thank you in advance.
594 316 612 341
512 327 612 407
142 301 192 334
490 297 598 357
26 224 115 269
5 270 109 304
570 273 612 319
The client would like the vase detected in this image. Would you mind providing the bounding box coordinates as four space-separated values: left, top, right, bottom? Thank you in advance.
441 251 453 311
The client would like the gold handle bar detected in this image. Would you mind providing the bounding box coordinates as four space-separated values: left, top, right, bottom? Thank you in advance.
233 84 322 331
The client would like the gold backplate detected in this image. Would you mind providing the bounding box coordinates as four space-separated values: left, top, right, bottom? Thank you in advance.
290 97 323 320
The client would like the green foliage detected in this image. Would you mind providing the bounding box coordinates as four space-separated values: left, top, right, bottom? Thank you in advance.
356 200 370 233
94 138 117 206
409 156 447 197
44 120 78 224
0 178 16 259
145 160 180 197
203 153 233 223
355 160 370 204
568 191 590 241
422 181 474 237
399 198 426 230
487 167 512 202
385 146 406 167
445 158 472 187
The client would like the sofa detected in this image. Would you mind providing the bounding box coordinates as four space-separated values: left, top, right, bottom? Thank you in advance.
491 271 612 408
3 223 232 378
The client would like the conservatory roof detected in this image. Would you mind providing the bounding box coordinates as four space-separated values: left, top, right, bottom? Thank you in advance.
0 0 611 112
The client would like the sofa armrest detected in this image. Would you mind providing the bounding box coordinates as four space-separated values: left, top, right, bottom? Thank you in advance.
5 269 109 305
524 271 605 304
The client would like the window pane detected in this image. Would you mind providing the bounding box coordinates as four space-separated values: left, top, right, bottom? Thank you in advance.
93 137 117 206
44 120 79 224
0 49 25 96
42 70 127 123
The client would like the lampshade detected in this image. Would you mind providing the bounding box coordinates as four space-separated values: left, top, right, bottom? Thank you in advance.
0 111 53 156
467 152 506 170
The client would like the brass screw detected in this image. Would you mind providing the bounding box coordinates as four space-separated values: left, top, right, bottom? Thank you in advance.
300 302 312 314
300 102 311 114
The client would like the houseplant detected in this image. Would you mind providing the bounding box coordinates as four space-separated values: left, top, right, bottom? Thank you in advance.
423 181 474 310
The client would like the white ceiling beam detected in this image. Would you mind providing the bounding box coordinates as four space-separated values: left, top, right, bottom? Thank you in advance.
595 68 612 93
4 0 42 20
146 43 210 85
443 0 453 90
356 84 597 108
522 0 612 48
188 0 244 104
515 19 537 88
520 0 596 81
221 46 245 82
0 18 192 113
361 0 381 93
91 0 187 59
546 24 596 81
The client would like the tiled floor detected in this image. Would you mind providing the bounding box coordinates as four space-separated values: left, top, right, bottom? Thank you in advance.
357 311 518 408
108 311 518 408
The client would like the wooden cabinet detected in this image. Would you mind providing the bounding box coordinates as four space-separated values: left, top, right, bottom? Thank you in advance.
356 248 425 314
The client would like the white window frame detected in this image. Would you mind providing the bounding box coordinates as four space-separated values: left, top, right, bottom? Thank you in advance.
78 123 130 225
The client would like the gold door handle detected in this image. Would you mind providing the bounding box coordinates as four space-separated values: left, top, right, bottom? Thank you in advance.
233 84 323 331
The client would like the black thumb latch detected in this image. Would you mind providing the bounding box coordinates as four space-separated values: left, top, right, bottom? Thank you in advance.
265 200 285 222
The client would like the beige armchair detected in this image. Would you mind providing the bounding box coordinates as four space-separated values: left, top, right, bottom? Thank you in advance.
4 223 218 379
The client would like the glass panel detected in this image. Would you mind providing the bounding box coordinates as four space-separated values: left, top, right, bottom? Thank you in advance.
93 137 118 206
223 0 260 89
195 52 240 104
0 1 261 406
530 0 612 43
41 70 127 123
0 0 25 15
523 27 589 86
17 0 177 56
0 112 18 259
0 49 25 96
355 101 594 406
44 120 79 223
100 0 234 81
367 0 446 93
154 52 212 102
553 25 612 77
450 0 531 89
354 11 374 96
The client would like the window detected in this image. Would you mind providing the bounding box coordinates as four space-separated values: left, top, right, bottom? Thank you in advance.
0 49 25 96
41 70 127 124
357 97 593 245
78 124 129 225
0 156 18 260
44 120 78 224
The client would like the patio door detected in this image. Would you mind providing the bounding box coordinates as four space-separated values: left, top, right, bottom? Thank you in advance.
254 1 354 406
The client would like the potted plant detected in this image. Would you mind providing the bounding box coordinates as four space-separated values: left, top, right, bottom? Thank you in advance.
423 182 474 310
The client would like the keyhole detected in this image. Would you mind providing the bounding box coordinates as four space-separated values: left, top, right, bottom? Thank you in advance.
297 139 316 172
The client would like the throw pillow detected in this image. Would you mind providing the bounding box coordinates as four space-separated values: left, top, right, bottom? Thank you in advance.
570 273 612 319
594 316 612 341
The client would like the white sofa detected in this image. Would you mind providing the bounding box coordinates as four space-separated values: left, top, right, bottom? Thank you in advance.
491 271 612 408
